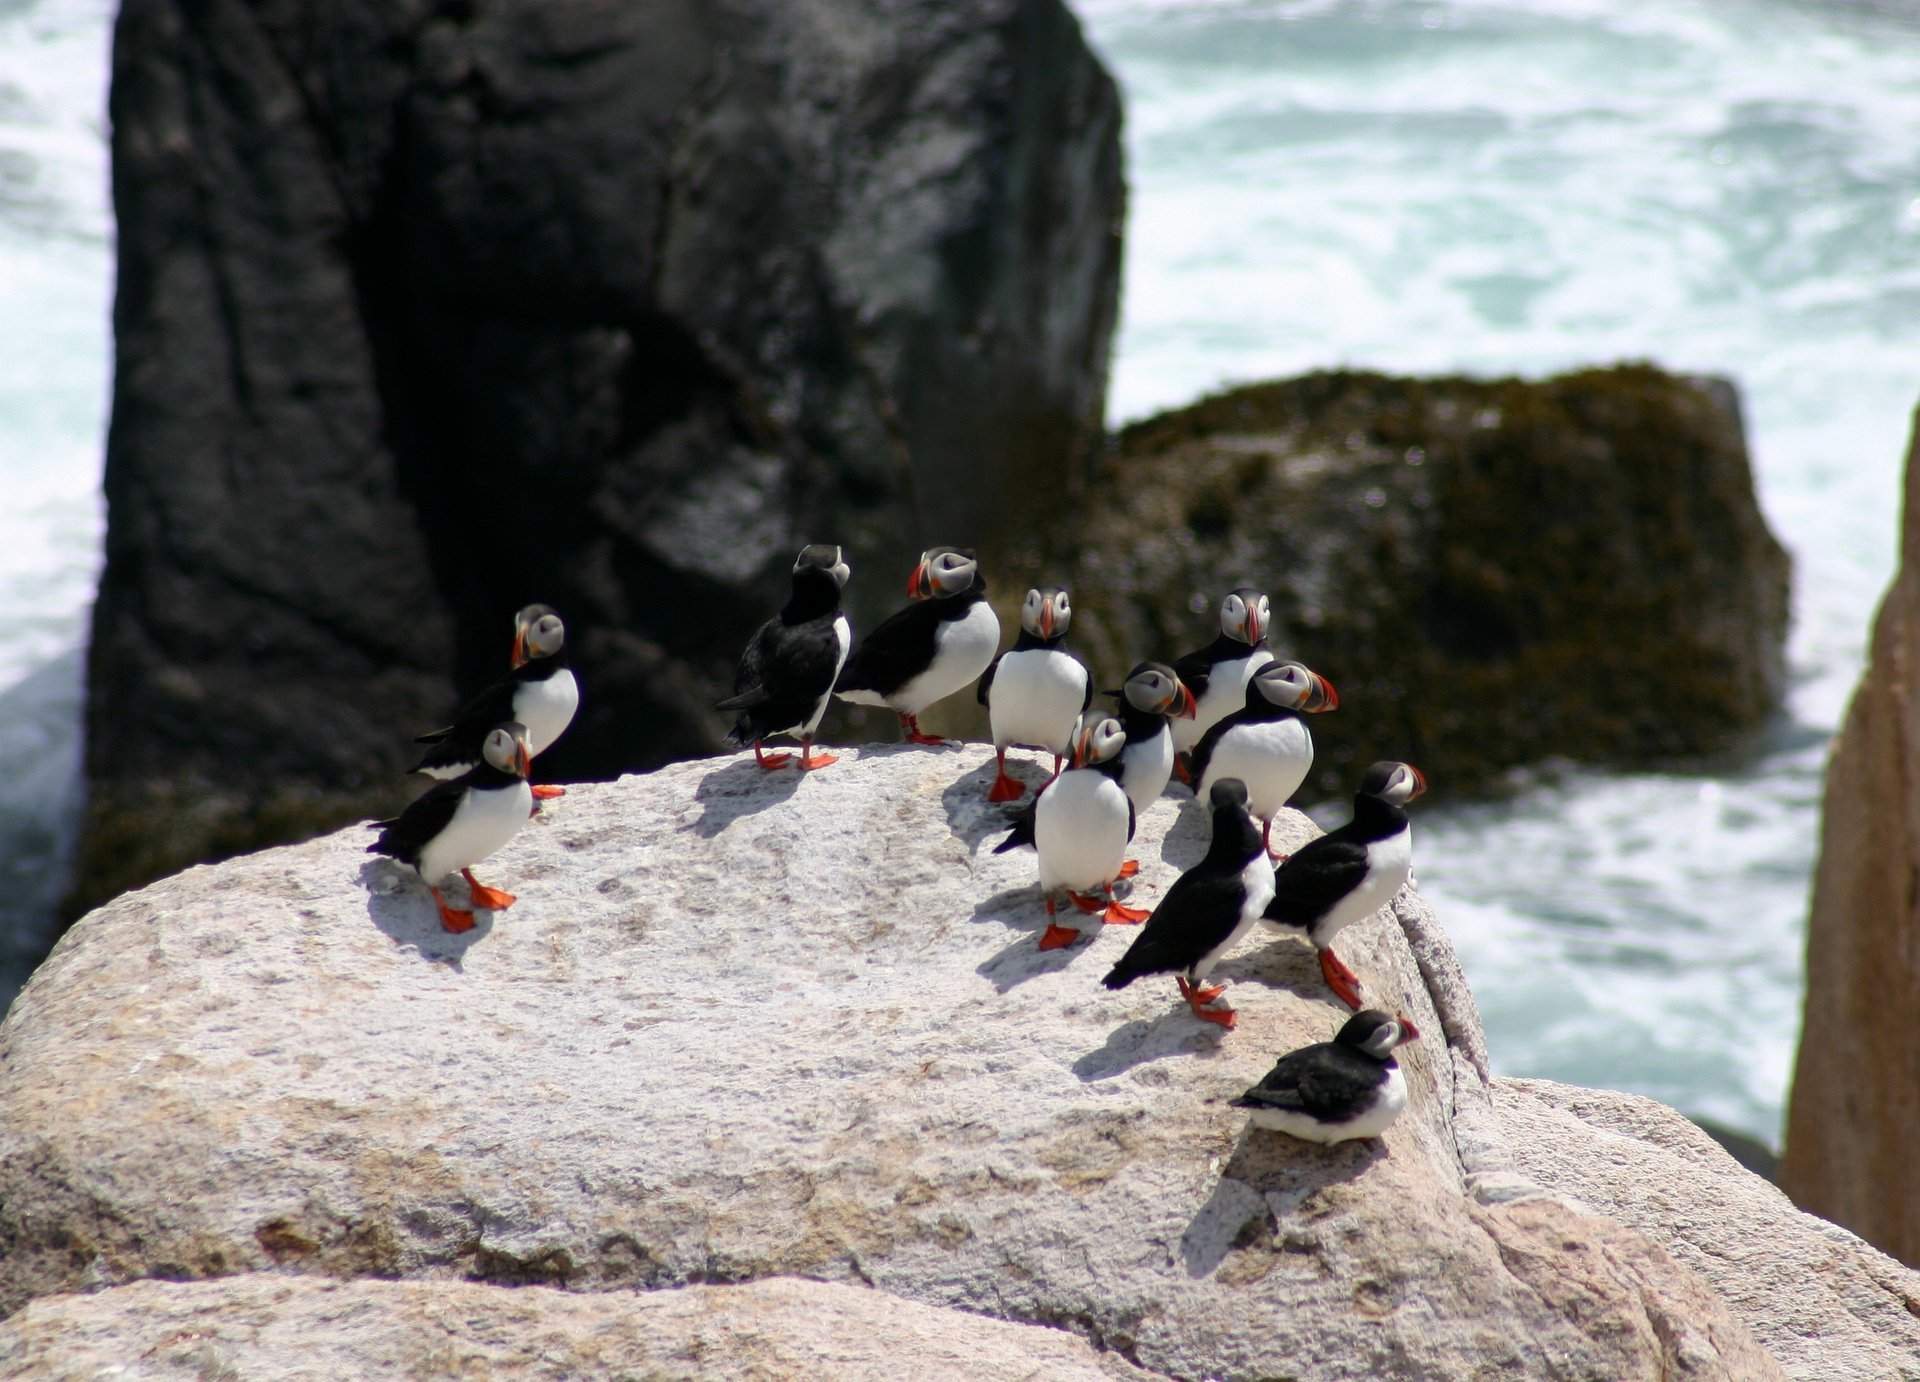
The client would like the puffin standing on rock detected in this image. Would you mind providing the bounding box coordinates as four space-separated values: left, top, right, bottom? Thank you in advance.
834 546 999 745
1171 587 1275 761
1101 778 1276 1029
1192 660 1339 857
1110 661 1198 820
1262 761 1426 1009
717 544 852 771
369 722 535 933
1015 710 1149 950
411 604 578 800
978 585 1090 801
1232 1009 1420 1142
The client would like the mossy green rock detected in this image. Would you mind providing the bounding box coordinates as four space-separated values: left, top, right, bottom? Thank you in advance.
1021 364 1790 798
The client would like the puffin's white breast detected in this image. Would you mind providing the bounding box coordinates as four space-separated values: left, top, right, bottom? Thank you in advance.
1306 825 1414 948
1244 1064 1406 1143
514 669 580 758
1119 728 1175 817
1172 647 1275 752
891 601 1001 716
416 781 534 885
988 648 1086 755
1187 851 1277 984
1034 771 1130 893
1199 717 1313 820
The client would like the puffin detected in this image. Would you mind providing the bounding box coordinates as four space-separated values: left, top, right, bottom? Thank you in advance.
1014 710 1149 950
1231 1009 1420 1142
1109 661 1199 821
411 603 579 801
1191 660 1339 857
834 546 1000 745
368 721 534 933
1261 761 1426 1010
977 585 1090 801
716 544 852 771
1100 778 1276 1029
1170 587 1275 760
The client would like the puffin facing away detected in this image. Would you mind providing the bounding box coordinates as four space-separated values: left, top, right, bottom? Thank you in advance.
1232 1009 1420 1142
1101 778 1275 1029
370 722 534 933
1171 587 1274 758
1110 661 1198 820
412 604 579 799
834 546 1000 745
1023 710 1148 950
1192 660 1338 857
1262 761 1425 1009
978 585 1090 801
717 544 852 770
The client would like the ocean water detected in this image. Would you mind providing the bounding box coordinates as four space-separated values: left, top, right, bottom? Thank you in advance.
3 0 1917 1147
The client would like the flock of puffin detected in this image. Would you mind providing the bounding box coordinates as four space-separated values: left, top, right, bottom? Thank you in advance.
366 545 1427 1144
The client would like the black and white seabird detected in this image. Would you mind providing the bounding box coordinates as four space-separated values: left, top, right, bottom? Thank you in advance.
1191 660 1338 857
834 546 1000 745
1231 1009 1420 1142
716 544 852 771
1101 778 1276 1029
1110 661 1199 822
1170 587 1275 760
978 585 1090 801
1011 710 1148 950
412 604 579 800
369 721 535 933
1262 761 1426 1010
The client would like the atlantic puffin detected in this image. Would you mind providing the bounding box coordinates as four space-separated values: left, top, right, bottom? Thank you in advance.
1109 661 1199 820
1192 660 1338 857
978 585 1090 801
1231 1009 1420 1142
1262 761 1425 1009
1015 710 1149 949
369 721 534 933
834 546 1000 745
1170 587 1274 760
1100 778 1275 1029
412 604 578 801
717 544 852 770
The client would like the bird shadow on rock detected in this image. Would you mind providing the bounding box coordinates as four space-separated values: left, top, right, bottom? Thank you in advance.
970 885 1101 993
1072 1006 1230 1082
1212 934 1348 1010
359 860 493 969
941 760 1042 853
1155 794 1212 872
686 755 806 838
1179 1124 1389 1279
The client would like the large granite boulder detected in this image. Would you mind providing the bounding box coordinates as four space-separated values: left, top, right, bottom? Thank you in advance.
1779 404 1920 1267
1013 366 1791 798
5 749 1915 1377
80 0 1123 913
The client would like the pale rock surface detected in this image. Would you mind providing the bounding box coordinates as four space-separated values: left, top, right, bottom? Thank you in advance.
0 747 1899 1376
0 1275 1150 1380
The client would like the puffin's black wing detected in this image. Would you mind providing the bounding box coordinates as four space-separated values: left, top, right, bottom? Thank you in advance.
1232 1043 1382 1118
1263 836 1370 927
992 789 1041 853
1102 867 1250 988
1078 658 1094 714
722 613 843 743
1171 644 1217 700
1187 713 1236 786
977 650 1004 706
366 780 467 867
409 676 520 773
836 598 945 698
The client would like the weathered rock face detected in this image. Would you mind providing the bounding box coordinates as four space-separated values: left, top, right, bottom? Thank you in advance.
1780 404 1920 1268
6 750 1914 1376
1015 366 1791 798
80 0 1123 913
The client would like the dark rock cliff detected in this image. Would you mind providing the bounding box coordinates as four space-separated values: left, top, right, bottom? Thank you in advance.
79 0 1124 912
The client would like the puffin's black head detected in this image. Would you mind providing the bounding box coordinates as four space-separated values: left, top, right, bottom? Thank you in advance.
482 721 533 779
908 547 979 600
1220 588 1271 647
1335 1008 1420 1058
1070 710 1127 768
1358 760 1426 806
1207 777 1250 813
1020 585 1071 640
1113 661 1199 720
1249 660 1338 713
511 605 565 668
793 543 851 588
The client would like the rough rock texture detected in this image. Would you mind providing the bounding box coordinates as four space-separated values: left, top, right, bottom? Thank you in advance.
11 751 1915 1377
1780 403 1920 1268
80 0 1123 913
1017 366 1791 798
0 1275 1151 1380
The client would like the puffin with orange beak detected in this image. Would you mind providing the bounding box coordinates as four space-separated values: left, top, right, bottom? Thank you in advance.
717 544 852 771
1171 588 1275 763
369 722 535 933
1110 660 1200 821
1019 710 1149 950
977 585 1090 801
834 546 999 745
1262 761 1426 1009
411 604 579 800
1192 660 1339 857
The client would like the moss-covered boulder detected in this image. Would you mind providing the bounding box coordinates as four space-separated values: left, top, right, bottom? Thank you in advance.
1015 365 1790 798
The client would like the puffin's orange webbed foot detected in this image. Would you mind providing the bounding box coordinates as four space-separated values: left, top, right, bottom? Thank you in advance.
461 869 516 911
987 772 1025 802
1103 901 1150 924
530 784 567 799
1038 923 1082 951
1117 859 1140 879
1319 948 1364 1009
431 887 476 934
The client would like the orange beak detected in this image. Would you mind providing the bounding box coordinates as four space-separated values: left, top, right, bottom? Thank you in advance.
1396 1015 1421 1043
514 736 533 778
1173 681 1199 718
1070 724 1093 768
510 623 531 669
1407 765 1428 800
1039 603 1055 640
1306 673 1339 713
1245 606 1264 645
908 558 932 600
